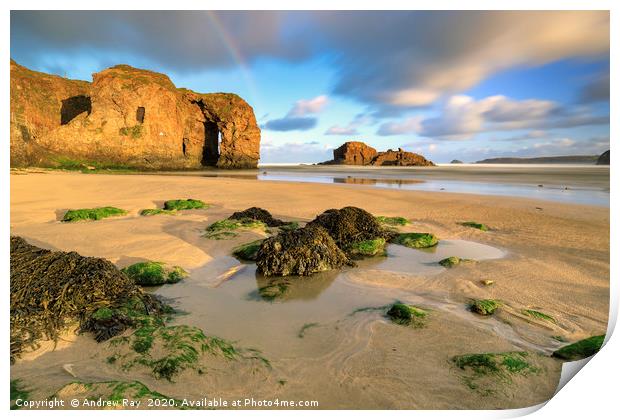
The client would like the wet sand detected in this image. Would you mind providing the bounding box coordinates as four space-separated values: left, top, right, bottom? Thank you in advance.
10 170 609 409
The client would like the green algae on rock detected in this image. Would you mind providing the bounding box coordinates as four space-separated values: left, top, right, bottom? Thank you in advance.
552 335 605 361
50 380 182 407
10 380 30 410
438 256 464 268
522 309 556 323
228 207 286 227
109 322 269 381
80 295 174 343
392 232 438 248
232 239 264 261
121 261 188 286
452 351 540 394
460 221 489 231
349 237 387 258
469 299 501 315
205 218 267 239
163 199 208 211
387 303 428 327
62 206 127 222
376 216 410 226
279 221 300 232
139 208 177 216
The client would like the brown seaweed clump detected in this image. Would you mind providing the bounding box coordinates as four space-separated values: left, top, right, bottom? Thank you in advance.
256 226 350 276
9 236 155 360
307 206 388 250
228 207 286 227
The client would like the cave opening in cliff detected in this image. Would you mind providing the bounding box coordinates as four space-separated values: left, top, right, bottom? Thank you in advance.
136 107 145 124
60 95 92 125
201 120 221 166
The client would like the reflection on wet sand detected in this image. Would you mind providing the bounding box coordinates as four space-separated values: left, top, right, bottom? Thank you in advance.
252 270 340 302
333 176 424 186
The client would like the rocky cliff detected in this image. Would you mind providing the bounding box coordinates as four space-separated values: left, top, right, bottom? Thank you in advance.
597 150 610 165
321 141 434 166
10 60 261 169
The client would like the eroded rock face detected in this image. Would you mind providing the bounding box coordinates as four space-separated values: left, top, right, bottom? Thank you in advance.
10 60 91 166
597 150 610 165
320 141 434 166
372 148 434 166
10 61 261 169
328 141 378 165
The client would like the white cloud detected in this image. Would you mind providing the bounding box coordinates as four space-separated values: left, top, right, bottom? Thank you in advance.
288 95 329 117
325 113 372 136
260 140 333 163
376 117 422 136
264 95 328 131
416 95 608 139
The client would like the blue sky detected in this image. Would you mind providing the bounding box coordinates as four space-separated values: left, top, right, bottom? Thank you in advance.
11 11 610 163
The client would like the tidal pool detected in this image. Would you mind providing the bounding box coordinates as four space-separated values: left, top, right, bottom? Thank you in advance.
154 239 507 360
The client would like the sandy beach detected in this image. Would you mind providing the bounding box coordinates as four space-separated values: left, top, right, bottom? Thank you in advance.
10 169 609 409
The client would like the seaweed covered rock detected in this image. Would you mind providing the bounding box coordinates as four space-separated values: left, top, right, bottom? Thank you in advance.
163 199 208 211
552 335 605 361
349 238 387 258
256 226 350 276
121 261 188 286
307 206 387 251
387 303 427 327
10 236 151 359
228 207 285 227
392 233 438 248
62 206 127 222
233 239 264 261
469 299 501 315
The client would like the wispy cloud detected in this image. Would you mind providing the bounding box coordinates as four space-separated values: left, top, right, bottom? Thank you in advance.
288 95 329 116
264 95 328 131
263 117 317 131
260 140 333 163
325 113 372 136
376 117 422 136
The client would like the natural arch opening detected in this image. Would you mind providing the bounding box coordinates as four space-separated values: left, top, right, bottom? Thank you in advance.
60 95 91 125
201 120 221 166
136 107 145 124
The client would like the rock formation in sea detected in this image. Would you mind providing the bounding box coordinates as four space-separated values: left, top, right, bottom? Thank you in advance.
597 150 610 165
330 141 378 165
320 141 434 166
10 60 261 169
451 159 463 164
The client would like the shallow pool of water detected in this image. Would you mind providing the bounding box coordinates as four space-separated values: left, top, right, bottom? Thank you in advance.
154 240 507 359
256 173 609 207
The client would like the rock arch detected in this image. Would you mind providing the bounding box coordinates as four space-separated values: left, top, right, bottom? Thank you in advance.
10 61 261 169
